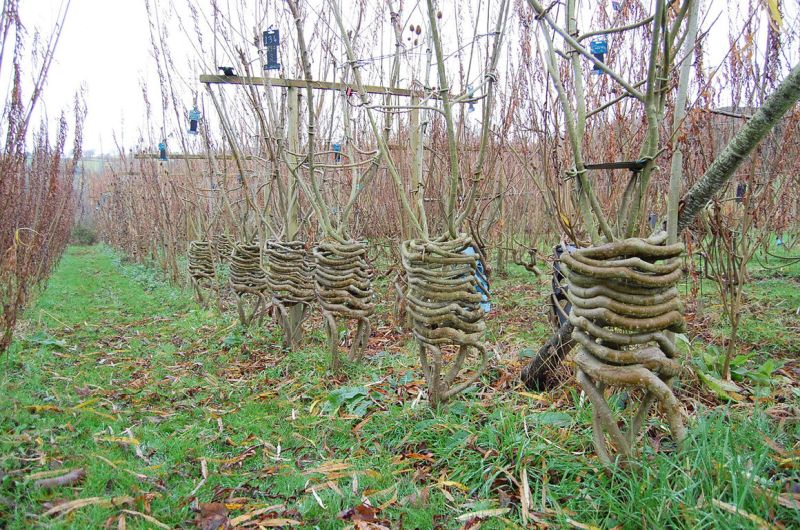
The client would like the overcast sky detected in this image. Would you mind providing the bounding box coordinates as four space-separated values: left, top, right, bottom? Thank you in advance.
16 1 799 155
19 1 155 153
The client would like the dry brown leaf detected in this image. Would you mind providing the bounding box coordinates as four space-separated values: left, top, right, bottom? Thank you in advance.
438 480 469 491
439 486 455 502
565 517 601 530
775 491 800 511
353 521 391 530
42 495 134 517
521 467 531 526
304 461 351 475
195 502 230 530
399 487 429 507
459 518 482 530
26 468 80 481
762 435 788 456
120 509 170 529
402 452 434 462
227 504 286 526
378 487 398 511
712 498 776 529
33 468 86 489
257 519 303 527
339 502 379 523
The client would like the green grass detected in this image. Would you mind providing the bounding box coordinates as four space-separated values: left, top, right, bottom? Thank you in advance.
1 246 798 529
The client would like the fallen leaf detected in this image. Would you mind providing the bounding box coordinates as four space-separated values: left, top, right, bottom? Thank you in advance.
258 519 303 527
520 467 531 526
517 391 549 402
695 371 744 402
400 487 429 507
403 452 434 462
456 508 510 522
775 491 800 511
565 517 601 530
27 405 62 413
42 495 134 517
32 468 86 489
310 487 326 509
304 461 351 476
228 504 286 526
120 509 170 529
339 502 380 522
26 468 80 481
195 502 230 530
460 518 482 530
378 487 398 511
438 480 469 491
712 499 775 530
95 435 140 446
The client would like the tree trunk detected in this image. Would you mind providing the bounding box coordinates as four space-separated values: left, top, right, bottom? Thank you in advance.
722 314 739 381
667 0 699 245
678 63 800 231
520 320 574 389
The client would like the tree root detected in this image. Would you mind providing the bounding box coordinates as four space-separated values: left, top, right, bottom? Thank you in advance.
520 320 574 390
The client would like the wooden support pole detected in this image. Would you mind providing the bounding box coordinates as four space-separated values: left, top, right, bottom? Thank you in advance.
286 86 300 241
409 95 423 239
201 74 427 98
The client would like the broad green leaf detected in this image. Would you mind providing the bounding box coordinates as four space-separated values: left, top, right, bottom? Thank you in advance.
222 333 243 348
696 370 743 402
321 386 369 415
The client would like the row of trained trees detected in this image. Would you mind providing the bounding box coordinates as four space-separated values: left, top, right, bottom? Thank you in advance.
78 0 800 466
0 1 85 355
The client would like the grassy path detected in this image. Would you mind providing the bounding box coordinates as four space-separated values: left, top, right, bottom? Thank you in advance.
1 246 798 528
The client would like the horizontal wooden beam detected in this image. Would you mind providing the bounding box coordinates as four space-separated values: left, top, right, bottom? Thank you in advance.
200 74 424 98
135 153 206 160
134 153 241 160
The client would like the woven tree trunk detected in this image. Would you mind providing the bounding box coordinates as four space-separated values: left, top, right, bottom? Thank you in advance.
229 242 270 326
392 267 410 330
313 240 374 371
265 240 315 350
213 233 234 263
562 232 686 465
401 235 489 407
187 240 215 307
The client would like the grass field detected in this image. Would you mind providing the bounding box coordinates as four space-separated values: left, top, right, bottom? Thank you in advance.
1 245 799 529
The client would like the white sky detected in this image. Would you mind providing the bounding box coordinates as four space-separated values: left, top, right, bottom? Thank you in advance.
14 1 799 155
19 1 154 154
